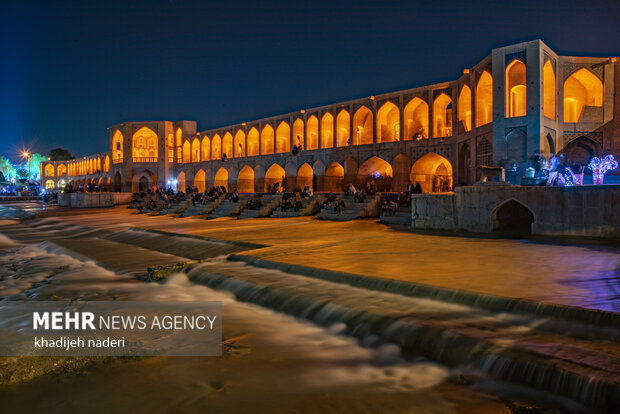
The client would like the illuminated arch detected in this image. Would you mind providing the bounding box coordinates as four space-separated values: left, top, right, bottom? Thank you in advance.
506 60 526 118
433 93 453 138
353 106 373 145
175 128 183 162
57 164 66 176
175 128 182 146
222 132 233 159
324 162 344 192
264 163 285 192
234 130 246 158
45 180 55 189
411 152 453 193
543 61 556 120
358 156 393 179
194 169 206 193
201 136 210 161
97 157 102 172
321 113 334 149
182 140 191 163
247 128 259 156
458 85 472 132
112 130 123 161
215 167 228 190
564 68 603 123
377 101 400 143
306 115 319 150
237 165 254 193
336 110 350 147
132 127 158 161
476 71 493 127
177 171 186 193
104 156 110 173
261 125 274 155
88 160 93 174
191 138 200 162
276 121 291 153
212 134 222 160
403 98 428 140
44 164 55 177
293 119 304 150
297 163 313 190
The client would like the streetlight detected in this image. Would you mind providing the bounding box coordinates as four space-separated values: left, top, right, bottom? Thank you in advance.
22 151 31 180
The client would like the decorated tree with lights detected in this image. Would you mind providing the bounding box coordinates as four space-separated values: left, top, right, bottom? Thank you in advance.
588 155 618 185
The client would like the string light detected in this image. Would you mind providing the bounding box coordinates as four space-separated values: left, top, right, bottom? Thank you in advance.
588 155 617 185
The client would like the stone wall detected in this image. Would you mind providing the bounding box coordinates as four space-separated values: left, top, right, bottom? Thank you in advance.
58 192 132 208
411 184 620 238
411 194 456 231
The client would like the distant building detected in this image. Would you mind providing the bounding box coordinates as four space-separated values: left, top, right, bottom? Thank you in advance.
41 40 619 193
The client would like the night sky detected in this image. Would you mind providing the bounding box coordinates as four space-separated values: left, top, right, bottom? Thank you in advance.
2 0 619 160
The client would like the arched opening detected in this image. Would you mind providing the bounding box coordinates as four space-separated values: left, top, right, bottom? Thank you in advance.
44 164 55 177
392 154 411 192
321 113 334 149
293 119 304 150
176 128 183 163
45 180 55 189
212 134 222 160
112 130 123 162
237 166 254 193
276 121 291 153
247 128 259 156
306 115 319 150
563 68 603 123
560 136 600 167
261 125 274 155
411 153 453 193
113 172 122 192
234 130 246 158
358 156 393 191
297 163 313 190
492 200 534 235
476 71 493 127
177 171 186 193
132 169 158 193
403 98 429 140
194 169 206 193
191 138 200 162
353 106 373 145
182 140 191 163
222 132 233 159
336 110 350 147
543 61 556 120
264 163 285 192
58 179 66 189
57 164 66 176
201 136 210 161
324 162 344 192
506 60 526 118
214 167 228 191
96 158 101 173
377 101 400 143
458 85 472 132
542 133 555 160
104 156 110 173
433 93 452 138
458 143 471 185
132 127 158 162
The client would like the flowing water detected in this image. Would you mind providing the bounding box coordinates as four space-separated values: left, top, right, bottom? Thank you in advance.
0 206 618 413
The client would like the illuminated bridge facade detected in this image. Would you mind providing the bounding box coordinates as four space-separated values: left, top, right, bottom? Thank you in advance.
41 40 619 193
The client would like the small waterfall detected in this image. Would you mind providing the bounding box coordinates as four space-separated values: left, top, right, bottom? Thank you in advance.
187 263 620 412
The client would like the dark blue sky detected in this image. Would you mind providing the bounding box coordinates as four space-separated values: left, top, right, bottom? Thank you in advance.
2 0 619 160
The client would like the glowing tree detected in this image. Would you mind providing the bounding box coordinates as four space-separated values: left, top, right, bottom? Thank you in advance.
588 155 617 185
